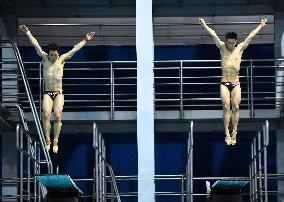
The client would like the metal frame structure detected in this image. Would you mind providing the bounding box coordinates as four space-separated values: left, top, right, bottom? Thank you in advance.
0 41 52 201
250 120 270 202
1 58 281 120
1 109 281 201
89 122 193 201
1 41 53 172
1 40 284 201
186 121 194 202
184 120 272 201
0 123 46 201
93 123 121 202
16 124 41 202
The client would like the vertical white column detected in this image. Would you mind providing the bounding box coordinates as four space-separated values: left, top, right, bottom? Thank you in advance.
136 0 155 201
275 12 284 111
277 129 284 202
277 31 284 110
275 11 284 202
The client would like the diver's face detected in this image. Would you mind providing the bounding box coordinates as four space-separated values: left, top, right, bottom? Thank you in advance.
226 38 237 51
48 50 59 63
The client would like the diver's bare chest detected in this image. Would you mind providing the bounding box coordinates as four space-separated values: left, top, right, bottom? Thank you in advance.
43 61 63 74
222 47 242 60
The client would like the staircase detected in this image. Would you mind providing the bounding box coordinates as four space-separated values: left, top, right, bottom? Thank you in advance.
0 40 53 201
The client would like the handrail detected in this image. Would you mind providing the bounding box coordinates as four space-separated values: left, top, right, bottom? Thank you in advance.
18 58 284 64
5 105 29 132
250 120 270 202
93 122 121 201
12 58 283 117
106 163 122 202
16 124 41 202
186 121 194 202
10 42 53 174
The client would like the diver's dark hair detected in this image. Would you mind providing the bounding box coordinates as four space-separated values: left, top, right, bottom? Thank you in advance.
225 32 238 40
47 42 59 52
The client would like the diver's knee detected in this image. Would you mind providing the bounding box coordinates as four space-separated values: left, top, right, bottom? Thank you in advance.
43 111 51 120
223 104 230 112
53 111 62 124
232 105 239 113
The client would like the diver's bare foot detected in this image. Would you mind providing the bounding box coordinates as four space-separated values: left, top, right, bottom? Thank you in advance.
45 139 51 151
53 140 59 153
225 129 231 145
231 130 237 145
225 135 231 145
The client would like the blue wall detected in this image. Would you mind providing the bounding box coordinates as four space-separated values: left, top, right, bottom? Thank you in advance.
155 44 274 60
19 46 137 62
19 44 274 61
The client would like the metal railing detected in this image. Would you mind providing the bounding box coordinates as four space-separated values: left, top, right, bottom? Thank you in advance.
184 122 250 200
0 103 52 201
68 175 188 200
1 40 53 173
101 175 187 199
90 120 281 202
250 120 270 202
12 43 53 173
2 42 284 201
0 124 42 201
90 122 194 201
93 123 121 202
183 120 273 201
5 104 30 131
186 121 194 202
4 58 282 119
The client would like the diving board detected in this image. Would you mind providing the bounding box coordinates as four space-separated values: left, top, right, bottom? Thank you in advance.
36 174 83 202
209 179 250 202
